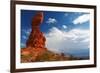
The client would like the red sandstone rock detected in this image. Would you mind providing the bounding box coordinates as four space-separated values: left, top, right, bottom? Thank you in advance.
32 12 43 26
21 12 47 62
26 12 46 48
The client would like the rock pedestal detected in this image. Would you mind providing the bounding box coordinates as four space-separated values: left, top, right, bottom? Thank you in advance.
21 12 47 62
26 12 46 48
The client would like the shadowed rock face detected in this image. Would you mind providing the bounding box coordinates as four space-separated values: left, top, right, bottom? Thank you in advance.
32 12 43 26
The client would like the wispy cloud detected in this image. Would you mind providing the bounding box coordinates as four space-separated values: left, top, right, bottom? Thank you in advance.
62 25 67 29
73 14 90 25
25 29 31 35
22 28 31 35
46 18 57 24
45 27 89 53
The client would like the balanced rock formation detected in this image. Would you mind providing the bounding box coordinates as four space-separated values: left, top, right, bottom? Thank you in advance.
21 12 47 62
26 12 46 48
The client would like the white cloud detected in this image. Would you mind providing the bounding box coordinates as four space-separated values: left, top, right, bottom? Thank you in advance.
45 27 90 53
46 18 57 24
73 14 90 25
26 29 31 35
62 25 67 29
22 28 31 35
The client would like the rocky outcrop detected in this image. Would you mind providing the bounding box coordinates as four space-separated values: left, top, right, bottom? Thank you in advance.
21 12 47 62
26 12 46 48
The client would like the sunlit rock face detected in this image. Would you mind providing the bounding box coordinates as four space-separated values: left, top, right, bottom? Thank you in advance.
21 12 47 62
26 12 46 48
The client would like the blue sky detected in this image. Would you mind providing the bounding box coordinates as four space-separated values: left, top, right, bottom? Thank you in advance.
21 10 90 58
